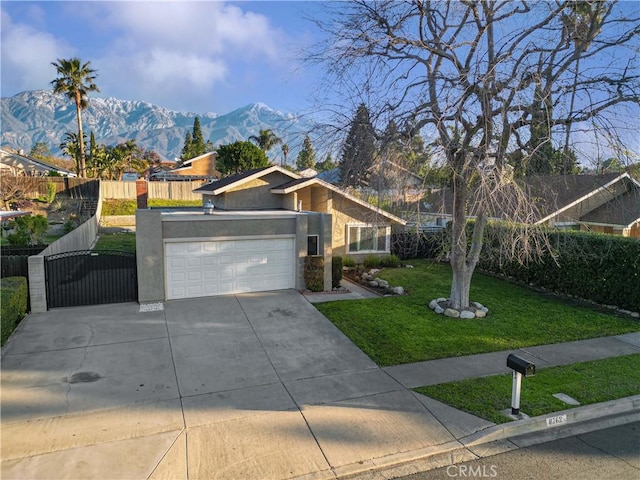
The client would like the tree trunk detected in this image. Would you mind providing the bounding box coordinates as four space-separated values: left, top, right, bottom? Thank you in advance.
75 93 86 178
449 263 472 310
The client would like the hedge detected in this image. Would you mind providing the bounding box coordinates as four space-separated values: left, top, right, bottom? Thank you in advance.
1 276 28 346
479 226 640 312
304 256 325 292
332 256 343 289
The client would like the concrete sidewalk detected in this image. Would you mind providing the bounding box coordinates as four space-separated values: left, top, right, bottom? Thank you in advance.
1 291 638 480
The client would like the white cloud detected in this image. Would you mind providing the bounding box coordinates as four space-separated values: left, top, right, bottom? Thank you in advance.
69 1 287 111
0 8 74 93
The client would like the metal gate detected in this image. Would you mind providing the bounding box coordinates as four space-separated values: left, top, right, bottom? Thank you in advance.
45 250 137 308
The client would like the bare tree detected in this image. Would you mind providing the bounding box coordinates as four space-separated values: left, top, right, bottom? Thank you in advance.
0 172 39 209
310 1 639 310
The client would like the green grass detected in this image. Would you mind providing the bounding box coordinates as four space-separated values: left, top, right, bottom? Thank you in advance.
94 232 136 252
315 260 638 366
101 199 202 215
415 354 640 424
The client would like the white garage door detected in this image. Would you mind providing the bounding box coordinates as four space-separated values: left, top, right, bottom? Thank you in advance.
165 238 295 300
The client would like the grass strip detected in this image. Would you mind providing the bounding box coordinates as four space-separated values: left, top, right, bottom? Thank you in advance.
94 232 136 252
415 354 640 424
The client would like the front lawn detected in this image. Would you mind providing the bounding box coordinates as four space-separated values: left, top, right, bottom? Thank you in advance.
415 354 640 424
315 260 638 366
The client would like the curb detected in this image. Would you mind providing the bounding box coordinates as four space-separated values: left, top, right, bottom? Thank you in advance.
327 395 640 480
460 394 640 447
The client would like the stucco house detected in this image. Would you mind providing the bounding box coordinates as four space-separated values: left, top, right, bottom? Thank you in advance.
150 151 221 181
422 172 640 237
136 165 405 303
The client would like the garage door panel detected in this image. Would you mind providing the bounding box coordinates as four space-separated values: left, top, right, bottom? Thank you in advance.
166 238 295 300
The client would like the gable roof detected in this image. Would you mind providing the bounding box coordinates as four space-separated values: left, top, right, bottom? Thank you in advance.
423 173 639 227
180 151 216 167
193 165 299 195
0 148 77 177
271 176 407 225
192 165 406 224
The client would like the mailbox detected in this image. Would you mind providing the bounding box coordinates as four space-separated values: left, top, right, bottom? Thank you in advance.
507 354 535 377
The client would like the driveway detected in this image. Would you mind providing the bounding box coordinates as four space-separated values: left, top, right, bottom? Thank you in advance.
1 290 487 479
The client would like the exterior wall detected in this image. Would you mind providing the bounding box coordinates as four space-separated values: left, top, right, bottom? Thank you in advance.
214 172 294 210
329 194 393 260
175 154 219 177
135 209 332 303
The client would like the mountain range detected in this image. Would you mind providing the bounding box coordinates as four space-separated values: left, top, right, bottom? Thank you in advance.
1 90 315 162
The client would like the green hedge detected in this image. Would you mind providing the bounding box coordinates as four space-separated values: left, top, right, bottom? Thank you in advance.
1 276 28 346
479 226 640 311
332 256 343 289
304 256 325 292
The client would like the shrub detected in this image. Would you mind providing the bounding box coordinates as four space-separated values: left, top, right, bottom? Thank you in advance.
45 181 57 204
1 277 28 346
342 255 356 268
363 254 381 269
6 215 48 245
304 256 325 292
148 199 202 207
379 254 400 267
331 256 343 289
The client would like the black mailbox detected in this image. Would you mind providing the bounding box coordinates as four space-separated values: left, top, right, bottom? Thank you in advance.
507 354 535 376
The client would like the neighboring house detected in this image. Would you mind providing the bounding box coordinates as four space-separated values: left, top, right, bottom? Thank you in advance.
150 152 220 181
136 165 405 303
423 172 640 237
0 148 77 177
368 160 425 203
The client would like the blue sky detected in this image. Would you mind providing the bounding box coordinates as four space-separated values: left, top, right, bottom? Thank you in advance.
1 1 328 115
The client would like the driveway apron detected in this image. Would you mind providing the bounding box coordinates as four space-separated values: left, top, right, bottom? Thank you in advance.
1 290 468 480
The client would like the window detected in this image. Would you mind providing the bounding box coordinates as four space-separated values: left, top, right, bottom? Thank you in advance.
347 224 390 253
307 235 319 256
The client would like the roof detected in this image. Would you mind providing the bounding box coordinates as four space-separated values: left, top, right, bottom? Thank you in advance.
192 165 406 225
193 165 299 195
0 148 77 177
422 173 640 226
317 168 340 184
271 176 407 225
180 151 216 166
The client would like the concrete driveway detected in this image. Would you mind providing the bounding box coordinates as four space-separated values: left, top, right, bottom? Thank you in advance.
1 290 484 479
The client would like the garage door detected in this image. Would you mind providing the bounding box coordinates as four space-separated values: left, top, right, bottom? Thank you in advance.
165 238 295 300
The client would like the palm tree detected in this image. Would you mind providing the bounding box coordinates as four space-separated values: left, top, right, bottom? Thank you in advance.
59 132 86 174
51 57 100 178
281 143 289 166
249 129 282 153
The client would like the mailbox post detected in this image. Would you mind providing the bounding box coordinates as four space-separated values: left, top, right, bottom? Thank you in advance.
506 354 535 416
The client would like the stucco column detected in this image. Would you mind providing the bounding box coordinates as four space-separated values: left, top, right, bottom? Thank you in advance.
322 213 333 291
136 209 165 304
28 255 47 313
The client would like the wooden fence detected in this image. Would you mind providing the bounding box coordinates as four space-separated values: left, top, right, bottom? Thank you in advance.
101 180 206 200
25 179 206 201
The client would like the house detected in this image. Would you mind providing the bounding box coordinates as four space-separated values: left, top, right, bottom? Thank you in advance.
135 165 405 303
150 151 221 181
0 148 77 177
422 172 640 237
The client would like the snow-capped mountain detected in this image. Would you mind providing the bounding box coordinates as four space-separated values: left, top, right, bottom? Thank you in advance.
1 90 314 161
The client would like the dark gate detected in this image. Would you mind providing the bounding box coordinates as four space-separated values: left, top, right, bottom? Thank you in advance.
45 250 137 308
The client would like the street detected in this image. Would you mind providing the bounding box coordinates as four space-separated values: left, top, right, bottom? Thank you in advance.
398 421 640 480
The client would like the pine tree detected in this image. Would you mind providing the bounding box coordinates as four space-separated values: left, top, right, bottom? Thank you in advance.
339 104 376 188
181 131 193 161
180 117 210 160
317 153 336 172
296 136 316 170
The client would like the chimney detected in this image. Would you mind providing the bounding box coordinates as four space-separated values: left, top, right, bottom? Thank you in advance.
136 179 148 209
